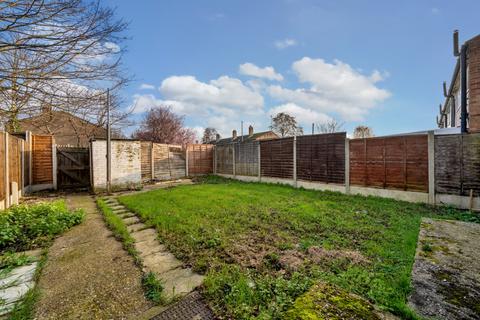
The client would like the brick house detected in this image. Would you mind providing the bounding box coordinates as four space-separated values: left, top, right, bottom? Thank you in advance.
214 125 279 145
18 110 107 147
437 32 480 133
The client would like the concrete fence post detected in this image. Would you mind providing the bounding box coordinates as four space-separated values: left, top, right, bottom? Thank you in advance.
345 138 350 194
4 132 10 208
258 142 261 182
428 131 435 205
185 145 189 177
232 144 236 177
293 136 297 187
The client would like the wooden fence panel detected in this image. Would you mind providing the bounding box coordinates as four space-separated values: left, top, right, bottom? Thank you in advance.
168 146 186 179
32 135 53 185
216 145 233 174
140 141 152 182
234 141 259 176
260 137 294 179
8 135 22 191
187 144 213 175
153 144 172 180
0 132 5 203
435 133 480 196
350 135 428 192
296 133 345 184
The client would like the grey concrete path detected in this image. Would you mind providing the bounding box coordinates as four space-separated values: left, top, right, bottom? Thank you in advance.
34 194 152 320
409 218 480 319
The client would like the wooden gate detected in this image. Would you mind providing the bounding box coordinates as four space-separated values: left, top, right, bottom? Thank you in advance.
57 147 90 189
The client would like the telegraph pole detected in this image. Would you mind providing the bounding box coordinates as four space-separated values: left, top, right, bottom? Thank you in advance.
106 89 111 194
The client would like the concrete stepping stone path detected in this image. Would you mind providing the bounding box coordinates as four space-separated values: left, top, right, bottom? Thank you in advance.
102 197 204 300
0 249 41 316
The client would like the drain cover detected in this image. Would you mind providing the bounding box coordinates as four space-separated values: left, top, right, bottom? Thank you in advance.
151 291 216 320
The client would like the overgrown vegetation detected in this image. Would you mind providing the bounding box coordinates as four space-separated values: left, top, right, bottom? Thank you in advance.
119 176 479 319
0 252 32 277
96 199 139 264
141 272 165 305
0 201 84 253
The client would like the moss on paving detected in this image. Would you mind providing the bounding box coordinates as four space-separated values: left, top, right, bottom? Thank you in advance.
119 176 478 319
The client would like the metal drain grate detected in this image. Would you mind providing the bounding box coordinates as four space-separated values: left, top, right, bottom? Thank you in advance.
151 291 216 320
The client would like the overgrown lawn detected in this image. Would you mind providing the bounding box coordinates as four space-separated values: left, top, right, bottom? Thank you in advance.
119 176 478 319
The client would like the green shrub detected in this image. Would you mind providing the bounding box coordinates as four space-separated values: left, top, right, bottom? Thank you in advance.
0 201 84 252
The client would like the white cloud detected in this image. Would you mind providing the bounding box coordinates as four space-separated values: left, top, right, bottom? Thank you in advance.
274 38 297 49
131 57 390 136
268 57 390 120
160 75 264 115
131 75 266 137
239 63 284 81
104 42 120 53
139 83 155 90
130 94 192 115
268 103 331 128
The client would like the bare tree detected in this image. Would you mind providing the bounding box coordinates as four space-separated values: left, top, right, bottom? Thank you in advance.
0 0 130 132
132 106 195 145
316 118 344 134
269 112 303 137
353 125 374 138
202 127 219 143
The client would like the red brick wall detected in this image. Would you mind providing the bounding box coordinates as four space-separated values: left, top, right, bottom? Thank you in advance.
468 35 480 132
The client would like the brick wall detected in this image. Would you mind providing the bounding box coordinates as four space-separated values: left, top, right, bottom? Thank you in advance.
468 35 480 132
91 140 142 190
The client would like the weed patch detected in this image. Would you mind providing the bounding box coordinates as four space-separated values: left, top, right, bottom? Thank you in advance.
0 201 84 253
142 272 164 305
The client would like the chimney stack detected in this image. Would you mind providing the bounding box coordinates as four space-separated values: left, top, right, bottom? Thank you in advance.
216 133 220 142
248 125 254 136
232 129 237 140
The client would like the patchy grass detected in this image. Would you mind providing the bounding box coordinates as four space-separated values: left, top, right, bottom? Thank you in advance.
119 176 478 319
96 198 140 265
0 201 84 253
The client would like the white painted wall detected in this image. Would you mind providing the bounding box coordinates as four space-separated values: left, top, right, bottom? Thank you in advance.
91 140 142 191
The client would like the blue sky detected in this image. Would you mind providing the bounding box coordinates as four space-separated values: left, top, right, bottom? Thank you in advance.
105 0 480 139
